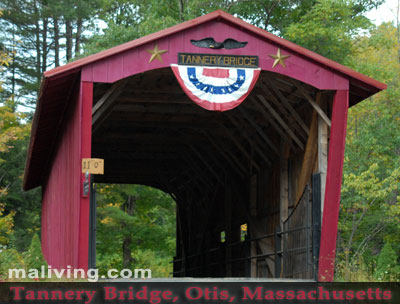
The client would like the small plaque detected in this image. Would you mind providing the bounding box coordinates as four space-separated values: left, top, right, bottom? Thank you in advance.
82 158 104 174
178 53 258 68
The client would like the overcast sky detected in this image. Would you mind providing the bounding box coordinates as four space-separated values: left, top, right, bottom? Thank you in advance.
366 0 398 25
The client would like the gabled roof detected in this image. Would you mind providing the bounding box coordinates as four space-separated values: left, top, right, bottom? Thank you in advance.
43 9 385 90
24 9 386 191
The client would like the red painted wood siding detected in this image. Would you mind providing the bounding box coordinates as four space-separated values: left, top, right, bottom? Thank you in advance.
318 90 349 282
81 20 348 91
79 82 93 269
42 81 93 270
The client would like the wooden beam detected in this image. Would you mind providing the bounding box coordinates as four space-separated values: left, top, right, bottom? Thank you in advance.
113 102 196 112
318 90 349 282
226 115 272 166
251 97 297 152
179 152 214 189
294 93 320 206
189 145 224 186
318 93 329 216
264 84 310 137
92 79 128 130
238 107 279 155
292 80 332 127
248 217 275 277
257 95 304 150
92 79 127 114
203 131 247 177
219 124 260 171
279 140 289 277
260 85 307 143
249 174 257 277
225 177 232 277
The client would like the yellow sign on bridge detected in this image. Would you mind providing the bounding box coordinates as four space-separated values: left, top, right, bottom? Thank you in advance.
82 158 104 174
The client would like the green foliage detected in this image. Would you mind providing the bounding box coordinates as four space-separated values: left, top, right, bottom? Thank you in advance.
335 255 375 282
0 102 29 155
284 0 381 63
22 233 46 270
374 242 400 281
0 0 102 105
0 104 41 251
96 184 175 277
132 249 172 277
336 22 400 281
0 203 14 246
230 0 316 34
0 248 24 279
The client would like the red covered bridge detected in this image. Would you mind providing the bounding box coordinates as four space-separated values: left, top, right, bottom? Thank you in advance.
23 10 385 281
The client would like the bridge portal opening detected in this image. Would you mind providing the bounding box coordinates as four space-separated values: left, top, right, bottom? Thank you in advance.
89 68 324 279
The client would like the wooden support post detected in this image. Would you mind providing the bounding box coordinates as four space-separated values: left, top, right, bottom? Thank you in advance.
294 93 320 207
318 94 329 215
280 141 290 223
78 81 93 270
279 140 289 276
274 226 282 278
318 90 348 282
225 177 232 277
249 174 257 277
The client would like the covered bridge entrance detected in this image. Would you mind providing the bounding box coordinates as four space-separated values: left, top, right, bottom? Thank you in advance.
23 10 385 281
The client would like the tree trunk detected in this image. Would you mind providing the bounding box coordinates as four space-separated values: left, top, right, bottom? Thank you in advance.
11 25 16 100
178 0 185 22
42 17 48 73
65 20 73 61
53 16 60 67
33 0 41 79
121 195 136 269
75 17 83 56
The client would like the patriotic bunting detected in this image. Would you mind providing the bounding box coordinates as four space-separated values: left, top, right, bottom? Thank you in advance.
171 64 261 112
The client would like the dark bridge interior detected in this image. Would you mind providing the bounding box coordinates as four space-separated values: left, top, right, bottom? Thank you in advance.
90 67 327 278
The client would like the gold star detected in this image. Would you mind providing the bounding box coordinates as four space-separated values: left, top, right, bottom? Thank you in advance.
146 44 168 63
269 48 290 68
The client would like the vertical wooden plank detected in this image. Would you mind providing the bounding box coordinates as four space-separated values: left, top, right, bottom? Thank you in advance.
78 81 93 270
295 94 319 206
318 93 329 215
280 140 289 277
318 90 348 282
249 174 257 277
280 141 289 223
224 178 232 277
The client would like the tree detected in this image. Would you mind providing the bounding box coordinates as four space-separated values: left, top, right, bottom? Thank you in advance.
336 22 400 280
0 0 101 107
284 0 383 63
96 184 175 277
374 242 400 281
23 233 47 270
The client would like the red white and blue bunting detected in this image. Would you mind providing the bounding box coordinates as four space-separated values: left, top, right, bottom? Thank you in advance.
171 64 261 112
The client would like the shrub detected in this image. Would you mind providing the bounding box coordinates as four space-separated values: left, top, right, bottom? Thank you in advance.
374 242 400 281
